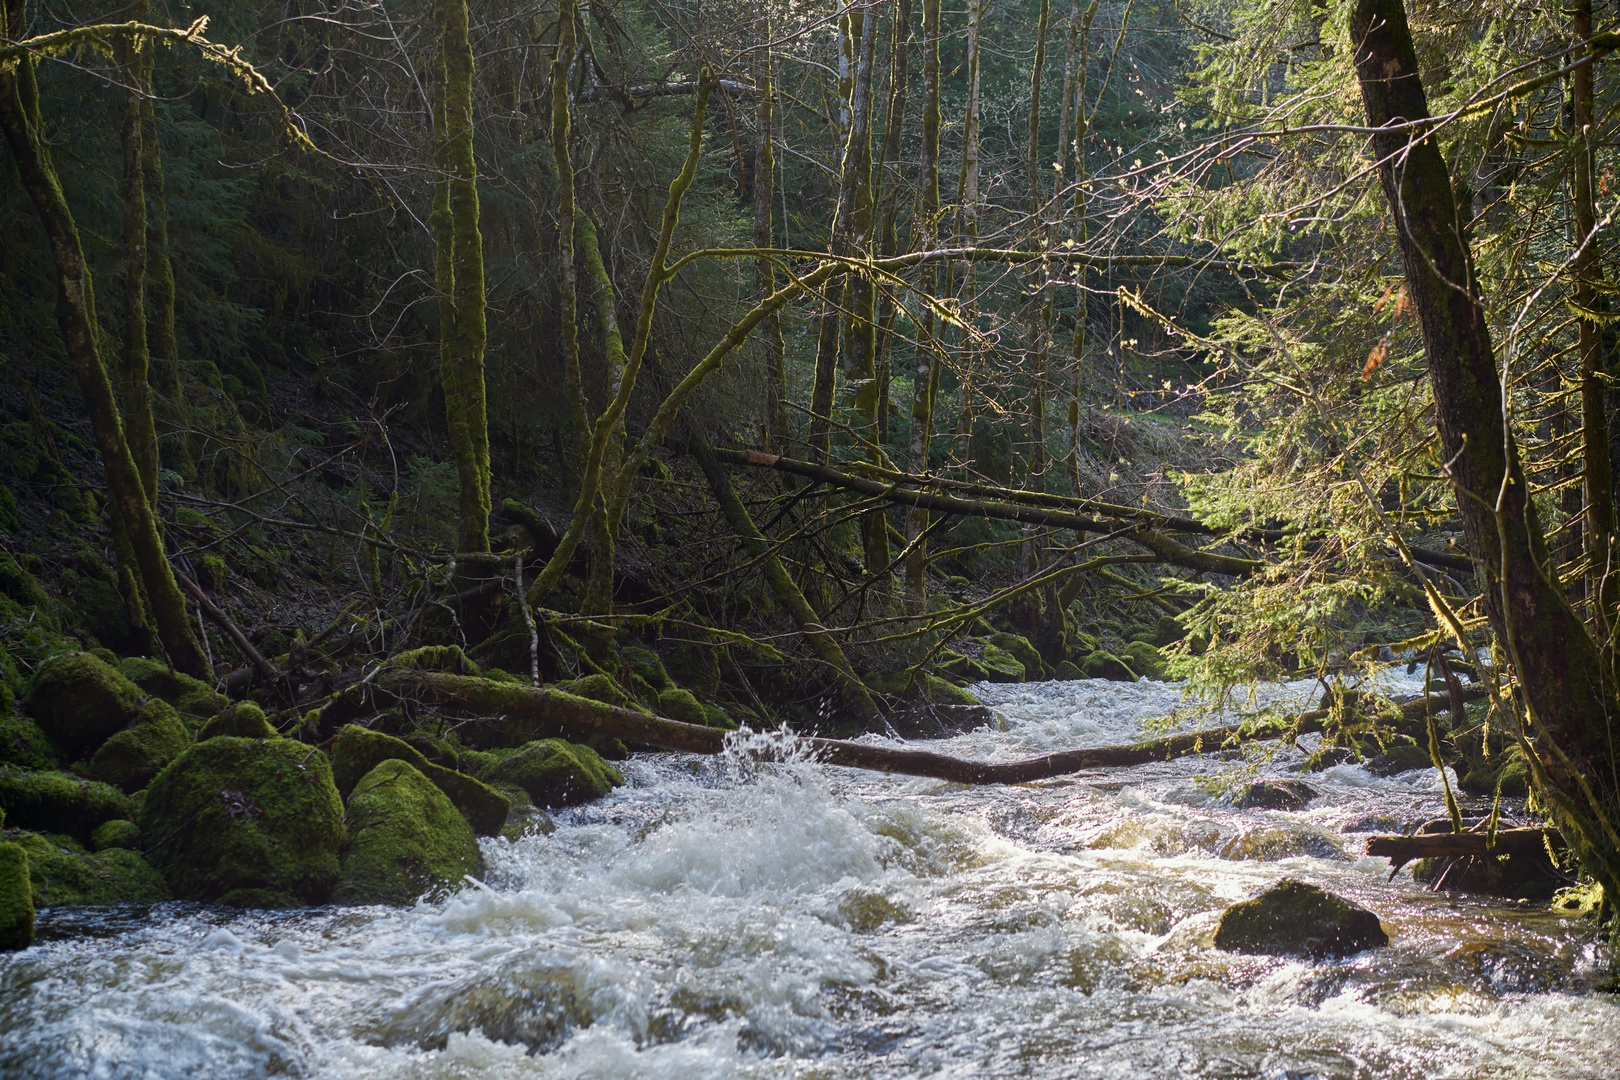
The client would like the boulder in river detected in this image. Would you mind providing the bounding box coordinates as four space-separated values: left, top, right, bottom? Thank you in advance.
1235 779 1317 811
978 643 1026 683
87 698 191 793
22 652 144 760
0 768 132 842
1080 650 1138 682
330 725 510 836
987 633 1048 681
333 760 483 906
0 841 32 950
138 736 346 903
12 831 168 905
1213 879 1388 958
1362 743 1433 777
480 738 622 809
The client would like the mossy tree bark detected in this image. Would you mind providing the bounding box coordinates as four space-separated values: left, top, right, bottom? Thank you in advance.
433 0 490 556
951 0 985 452
752 7 785 448
1352 0 1620 908
118 0 158 505
0 0 207 678
903 0 942 609
1064 1 1098 496
579 217 624 622
141 75 179 400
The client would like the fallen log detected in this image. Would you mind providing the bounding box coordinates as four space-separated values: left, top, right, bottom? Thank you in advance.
1365 827 1561 872
379 668 1483 785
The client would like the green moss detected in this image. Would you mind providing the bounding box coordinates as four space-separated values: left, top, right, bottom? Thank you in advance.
657 687 708 725
117 657 228 721
386 646 482 677
12 831 168 906
404 734 459 768
333 760 483 906
1121 641 1168 680
620 645 671 692
1155 616 1186 646
88 699 192 793
558 673 628 710
0 554 49 610
988 633 1048 681
197 701 275 741
198 554 228 592
480 739 622 809
0 842 32 949
0 713 55 770
330 725 509 836
22 652 144 760
1080 651 1138 682
138 737 346 903
939 650 990 683
1054 660 1084 680
977 644 1025 683
1213 879 1387 958
0 768 132 841
701 704 738 731
925 675 979 707
664 640 720 695
90 818 141 851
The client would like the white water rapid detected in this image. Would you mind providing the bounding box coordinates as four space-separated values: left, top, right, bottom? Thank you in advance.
3 672 1616 1078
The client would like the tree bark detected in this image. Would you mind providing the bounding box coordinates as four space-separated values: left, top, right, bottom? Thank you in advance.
118 2 157 505
904 0 943 608
753 8 785 449
0 2 207 677
1351 0 1620 906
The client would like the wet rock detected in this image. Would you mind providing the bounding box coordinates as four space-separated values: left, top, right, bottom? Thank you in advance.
0 842 31 949
197 701 276 741
116 657 228 722
987 633 1048 681
1053 660 1084 681
480 738 622 809
1213 879 1388 958
89 818 140 852
925 675 979 707
218 888 302 909
333 760 483 906
1363 743 1433 777
22 652 144 760
1220 825 1346 862
0 768 132 842
1080 650 1138 682
87 698 191 793
138 736 346 903
12 831 168 906
657 687 709 725
1122 640 1168 680
330 726 509 837
1236 779 1317 811
978 643 1026 683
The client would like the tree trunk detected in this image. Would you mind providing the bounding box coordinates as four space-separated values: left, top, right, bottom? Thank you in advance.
141 74 179 400
118 2 157 505
1066 1 1098 496
952 0 985 451
580 216 625 622
904 0 943 608
1351 0 1620 908
753 8 785 449
0 2 208 677
434 0 491 556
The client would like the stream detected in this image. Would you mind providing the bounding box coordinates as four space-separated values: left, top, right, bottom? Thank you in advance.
2 671 1616 1078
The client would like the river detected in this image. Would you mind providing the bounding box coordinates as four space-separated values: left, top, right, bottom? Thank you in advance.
2 672 1616 1078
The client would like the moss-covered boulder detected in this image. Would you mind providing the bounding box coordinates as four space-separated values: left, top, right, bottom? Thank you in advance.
977 644 1025 683
657 687 709 726
939 650 990 683
1121 640 1167 680
117 657 228 721
988 633 1048 681
1213 880 1388 958
333 760 483 906
557 673 630 710
620 645 672 692
0 713 55 770
0 768 132 841
1053 660 1084 681
925 675 981 707
330 725 509 837
1155 616 1186 646
404 734 459 768
88 699 192 793
664 640 720 696
22 652 143 759
481 739 622 809
13 831 168 906
197 701 276 741
138 737 346 903
0 842 33 950
1364 743 1433 777
1234 780 1317 811
89 818 141 852
1080 650 1138 682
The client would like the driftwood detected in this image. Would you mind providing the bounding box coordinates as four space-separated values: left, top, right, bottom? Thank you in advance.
380 668 1484 785
175 569 280 682
1365 827 1559 871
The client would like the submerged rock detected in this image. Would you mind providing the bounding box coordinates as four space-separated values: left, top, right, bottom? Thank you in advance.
0 768 133 842
0 841 32 950
87 698 191 793
22 652 144 760
1362 743 1433 777
1213 879 1388 958
12 831 168 906
330 725 509 836
1235 779 1317 811
333 760 483 906
138 737 346 904
480 738 622 809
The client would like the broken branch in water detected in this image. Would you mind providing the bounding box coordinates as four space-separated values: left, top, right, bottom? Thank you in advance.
1365 827 1562 875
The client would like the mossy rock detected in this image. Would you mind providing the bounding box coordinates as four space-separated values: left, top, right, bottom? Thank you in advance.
657 687 709 726
22 652 144 760
663 640 721 696
197 701 276 741
1053 660 1084 681
1080 650 1138 682
90 818 141 852
977 644 1025 683
701 704 738 731
1121 640 1167 681
1364 743 1434 777
138 737 346 903
1459 747 1529 797
0 768 133 841
88 699 192 793
481 739 622 809
12 831 168 906
1155 616 1186 646
557 673 629 710
1213 879 1388 958
865 672 914 698
987 633 1048 681
386 645 483 677
330 725 508 836
925 675 980 707
0 713 55 770
0 842 32 949
939 650 990 683
1234 780 1317 811
620 645 672 692
333 760 483 907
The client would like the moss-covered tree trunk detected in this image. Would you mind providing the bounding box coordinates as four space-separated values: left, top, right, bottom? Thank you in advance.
141 79 179 400
753 8 785 449
118 2 158 505
433 0 490 556
951 0 984 454
1352 0 1620 912
0 2 207 678
903 0 942 608
1063 1 1097 496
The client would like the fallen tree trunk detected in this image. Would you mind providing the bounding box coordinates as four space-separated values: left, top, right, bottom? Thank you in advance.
379 667 1483 784
1365 827 1559 872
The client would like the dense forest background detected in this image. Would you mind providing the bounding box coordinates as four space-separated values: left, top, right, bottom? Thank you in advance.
4 0 1620 927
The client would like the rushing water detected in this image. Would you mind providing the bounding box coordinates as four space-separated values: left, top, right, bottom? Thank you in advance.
3 673 1617 1079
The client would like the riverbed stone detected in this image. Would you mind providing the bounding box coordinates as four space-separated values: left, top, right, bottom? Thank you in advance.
0 768 132 841
197 701 276 741
12 831 168 906
1122 640 1168 680
138 736 346 904
978 644 1026 683
988 633 1048 681
1213 879 1388 958
330 725 509 836
1080 650 1137 682
89 818 141 852
1363 743 1433 777
1235 779 1317 811
87 698 191 793
333 760 483 906
480 738 622 809
22 652 144 760
0 842 32 950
